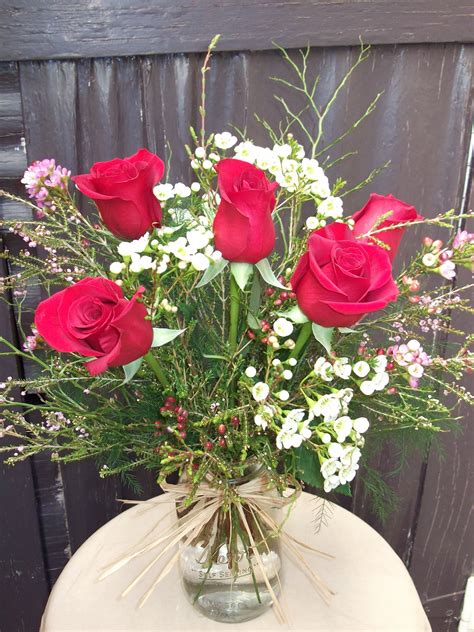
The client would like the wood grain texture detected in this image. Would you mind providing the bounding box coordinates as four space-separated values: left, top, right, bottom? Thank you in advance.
0 1 473 61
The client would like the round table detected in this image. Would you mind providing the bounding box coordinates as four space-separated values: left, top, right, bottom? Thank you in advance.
41 492 431 631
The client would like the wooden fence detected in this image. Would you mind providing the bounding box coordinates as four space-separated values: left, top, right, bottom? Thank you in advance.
0 3 473 631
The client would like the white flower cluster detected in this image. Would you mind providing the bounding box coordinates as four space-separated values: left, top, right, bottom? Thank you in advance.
276 409 313 449
310 387 353 422
153 181 198 202
313 355 390 396
321 444 362 493
111 216 222 276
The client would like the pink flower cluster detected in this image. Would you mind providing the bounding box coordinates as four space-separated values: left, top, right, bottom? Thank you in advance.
453 230 474 250
388 339 432 388
21 159 70 212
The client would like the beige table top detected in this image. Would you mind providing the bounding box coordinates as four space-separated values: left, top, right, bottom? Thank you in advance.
41 491 431 632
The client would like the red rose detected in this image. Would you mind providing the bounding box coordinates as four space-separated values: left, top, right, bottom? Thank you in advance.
35 277 153 376
213 158 278 263
72 149 165 240
291 223 399 327
352 193 422 261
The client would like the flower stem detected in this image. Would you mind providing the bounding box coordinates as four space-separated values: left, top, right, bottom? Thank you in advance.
229 275 240 355
143 351 169 389
289 321 312 360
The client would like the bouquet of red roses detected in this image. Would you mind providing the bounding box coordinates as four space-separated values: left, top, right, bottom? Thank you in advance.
1 42 472 622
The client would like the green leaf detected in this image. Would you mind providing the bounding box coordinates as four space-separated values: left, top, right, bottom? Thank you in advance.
312 323 333 354
336 483 352 497
202 353 229 361
295 445 324 489
152 328 186 347
230 262 253 291
122 357 143 384
255 258 287 290
247 274 262 330
338 327 358 334
196 258 228 288
278 305 309 324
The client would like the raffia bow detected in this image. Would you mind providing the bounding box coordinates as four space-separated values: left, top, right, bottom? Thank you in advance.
99 474 334 624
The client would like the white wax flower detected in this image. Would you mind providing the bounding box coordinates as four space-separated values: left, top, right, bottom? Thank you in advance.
173 182 191 198
328 442 344 458
211 250 223 262
272 143 292 158
214 132 237 149
129 254 154 273
234 141 257 163
306 216 320 230
311 394 342 422
372 372 389 391
300 158 320 180
310 176 331 199
422 253 438 267
186 229 209 250
333 415 352 442
282 370 293 380
333 357 352 379
190 182 201 192
118 233 150 257
408 363 424 378
190 253 210 271
353 360 371 378
360 380 376 396
194 147 206 159
321 432 332 444
252 382 270 402
202 160 213 170
255 147 279 171
407 339 421 352
288 358 297 367
254 414 268 430
372 355 388 373
245 366 257 378
318 196 343 219
153 183 174 201
277 390 290 401
109 261 124 274
353 417 370 433
273 317 294 337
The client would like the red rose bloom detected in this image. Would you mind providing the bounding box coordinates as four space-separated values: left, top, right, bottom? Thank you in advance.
213 158 278 263
291 223 399 327
35 277 153 376
352 193 422 261
72 148 165 240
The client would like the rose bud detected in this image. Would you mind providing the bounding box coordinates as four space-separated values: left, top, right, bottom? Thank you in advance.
35 277 153 375
72 149 165 240
351 193 422 262
212 158 278 263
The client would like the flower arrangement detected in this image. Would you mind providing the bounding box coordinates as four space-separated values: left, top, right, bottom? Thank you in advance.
1 41 473 621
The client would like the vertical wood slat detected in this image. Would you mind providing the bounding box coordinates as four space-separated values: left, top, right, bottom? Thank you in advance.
4 43 473 629
0 60 49 632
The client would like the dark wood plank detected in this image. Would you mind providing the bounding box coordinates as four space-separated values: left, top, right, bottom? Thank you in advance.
1 1 473 61
0 243 49 632
18 58 126 554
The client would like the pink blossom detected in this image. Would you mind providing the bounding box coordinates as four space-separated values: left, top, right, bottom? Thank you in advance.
453 230 474 251
21 159 70 210
439 260 456 280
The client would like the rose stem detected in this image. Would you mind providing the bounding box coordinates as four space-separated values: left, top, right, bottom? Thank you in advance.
229 274 240 355
288 321 312 360
143 351 170 389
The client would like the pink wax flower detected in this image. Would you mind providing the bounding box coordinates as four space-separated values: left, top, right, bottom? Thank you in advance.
21 159 71 210
438 260 456 280
453 230 474 251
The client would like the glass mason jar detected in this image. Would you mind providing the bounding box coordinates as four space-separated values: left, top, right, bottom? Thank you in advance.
178 464 282 623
